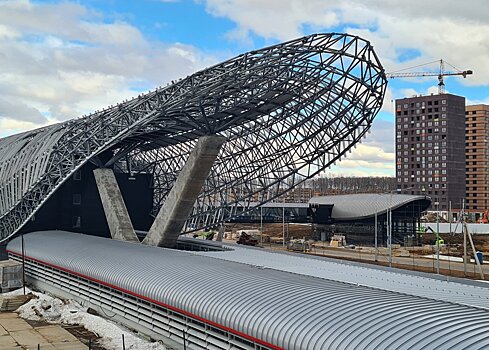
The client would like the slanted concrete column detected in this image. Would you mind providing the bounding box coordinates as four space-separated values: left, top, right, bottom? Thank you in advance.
143 135 226 248
93 168 139 242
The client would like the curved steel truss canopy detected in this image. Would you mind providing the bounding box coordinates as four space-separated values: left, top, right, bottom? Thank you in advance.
0 33 387 241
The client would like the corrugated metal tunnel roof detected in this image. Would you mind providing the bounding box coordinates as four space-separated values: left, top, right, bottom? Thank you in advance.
7 231 489 350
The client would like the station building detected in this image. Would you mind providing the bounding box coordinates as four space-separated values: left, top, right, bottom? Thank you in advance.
309 193 431 245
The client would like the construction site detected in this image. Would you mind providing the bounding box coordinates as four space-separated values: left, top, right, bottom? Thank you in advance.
1 31 489 350
214 220 488 278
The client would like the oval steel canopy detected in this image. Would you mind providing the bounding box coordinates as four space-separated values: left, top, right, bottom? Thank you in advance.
0 33 387 241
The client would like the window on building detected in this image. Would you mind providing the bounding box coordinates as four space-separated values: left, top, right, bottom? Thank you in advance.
73 194 82 205
72 216 81 228
73 171 81 181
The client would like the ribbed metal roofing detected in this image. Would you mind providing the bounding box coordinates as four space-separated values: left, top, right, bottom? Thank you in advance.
7 231 489 350
191 244 489 310
309 193 431 220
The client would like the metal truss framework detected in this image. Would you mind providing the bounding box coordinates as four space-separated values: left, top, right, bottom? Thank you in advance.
0 33 387 241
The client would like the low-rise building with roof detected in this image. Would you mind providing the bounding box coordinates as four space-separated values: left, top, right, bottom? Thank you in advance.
309 193 431 245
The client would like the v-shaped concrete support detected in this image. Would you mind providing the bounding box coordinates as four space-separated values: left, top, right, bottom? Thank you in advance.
143 135 226 248
93 168 139 242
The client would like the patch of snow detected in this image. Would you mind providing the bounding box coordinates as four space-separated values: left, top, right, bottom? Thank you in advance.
4 288 167 350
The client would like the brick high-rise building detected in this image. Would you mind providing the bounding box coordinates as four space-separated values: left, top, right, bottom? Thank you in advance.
465 104 489 211
395 93 466 210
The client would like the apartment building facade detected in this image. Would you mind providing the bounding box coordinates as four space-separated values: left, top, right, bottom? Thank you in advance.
395 93 466 210
465 104 489 212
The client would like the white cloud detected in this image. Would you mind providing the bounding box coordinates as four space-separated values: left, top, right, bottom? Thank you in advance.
325 119 395 177
0 118 52 138
0 1 218 133
203 0 340 42
0 97 45 123
203 0 489 87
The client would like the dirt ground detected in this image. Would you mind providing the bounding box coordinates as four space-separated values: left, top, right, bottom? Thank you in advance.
225 223 489 256
227 223 488 244
421 233 489 254
225 223 314 239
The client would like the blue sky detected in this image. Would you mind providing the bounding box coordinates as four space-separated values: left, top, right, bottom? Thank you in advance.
1 0 488 176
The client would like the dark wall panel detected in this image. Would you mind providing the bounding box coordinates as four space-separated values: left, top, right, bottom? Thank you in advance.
19 162 154 237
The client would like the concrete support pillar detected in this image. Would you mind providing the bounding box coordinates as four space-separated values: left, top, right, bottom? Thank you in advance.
93 168 139 242
143 135 226 248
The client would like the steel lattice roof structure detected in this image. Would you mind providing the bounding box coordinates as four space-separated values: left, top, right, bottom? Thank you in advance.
0 33 387 242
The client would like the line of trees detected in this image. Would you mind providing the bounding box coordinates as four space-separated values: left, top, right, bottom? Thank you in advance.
308 176 396 195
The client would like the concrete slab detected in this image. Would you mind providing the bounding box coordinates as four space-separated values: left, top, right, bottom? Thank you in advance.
0 312 88 349
10 329 54 349
52 341 88 350
0 324 8 336
36 325 79 343
0 317 32 332
0 334 19 348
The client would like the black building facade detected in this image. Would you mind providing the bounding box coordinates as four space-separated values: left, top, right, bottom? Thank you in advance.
20 162 154 238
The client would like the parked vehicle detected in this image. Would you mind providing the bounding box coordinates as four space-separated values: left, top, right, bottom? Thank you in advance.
236 232 258 246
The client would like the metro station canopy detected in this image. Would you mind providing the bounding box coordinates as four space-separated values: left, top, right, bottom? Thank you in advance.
310 194 432 221
0 33 387 241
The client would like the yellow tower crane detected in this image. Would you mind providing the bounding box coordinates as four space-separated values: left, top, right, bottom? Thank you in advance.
386 59 473 94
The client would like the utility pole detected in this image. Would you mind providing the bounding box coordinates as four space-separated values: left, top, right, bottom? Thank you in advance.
436 202 440 274
448 201 452 235
388 208 392 268
21 232 26 296
374 212 378 262
260 206 263 247
463 199 467 276
282 206 285 247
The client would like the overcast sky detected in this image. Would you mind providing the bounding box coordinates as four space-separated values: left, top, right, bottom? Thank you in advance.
1 0 488 177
